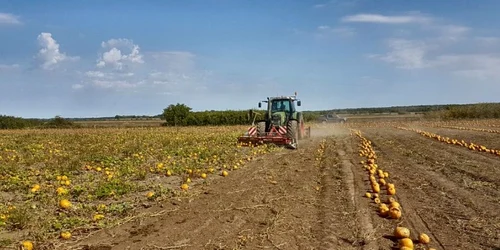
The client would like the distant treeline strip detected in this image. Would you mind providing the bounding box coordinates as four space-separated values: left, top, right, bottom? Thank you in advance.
2 102 500 129
0 115 80 129
424 103 500 120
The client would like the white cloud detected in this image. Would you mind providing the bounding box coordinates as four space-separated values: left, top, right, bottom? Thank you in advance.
0 64 20 70
431 25 470 41
341 13 431 24
72 84 84 90
91 80 142 89
358 12 500 81
370 39 431 69
313 4 327 8
35 32 79 70
432 54 500 80
96 38 144 70
372 38 500 80
0 13 21 25
85 70 134 79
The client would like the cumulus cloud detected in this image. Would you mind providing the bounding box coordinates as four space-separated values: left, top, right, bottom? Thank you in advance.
353 12 500 80
369 39 431 69
371 37 500 80
74 37 207 92
341 13 431 24
35 32 79 70
96 38 144 70
0 13 21 25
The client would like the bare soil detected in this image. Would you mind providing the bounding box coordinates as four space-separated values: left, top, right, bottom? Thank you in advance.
48 126 500 250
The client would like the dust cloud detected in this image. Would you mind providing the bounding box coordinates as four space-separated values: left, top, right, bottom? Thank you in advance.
309 124 350 138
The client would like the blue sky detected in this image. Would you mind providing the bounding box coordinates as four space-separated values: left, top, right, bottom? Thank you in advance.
1 0 499 118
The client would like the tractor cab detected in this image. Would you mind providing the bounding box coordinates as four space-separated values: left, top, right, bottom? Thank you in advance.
267 98 295 127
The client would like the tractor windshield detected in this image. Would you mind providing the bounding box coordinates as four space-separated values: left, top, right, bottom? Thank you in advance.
271 99 292 113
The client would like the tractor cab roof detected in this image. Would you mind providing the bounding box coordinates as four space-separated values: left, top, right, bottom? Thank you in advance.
268 96 296 101
266 93 299 102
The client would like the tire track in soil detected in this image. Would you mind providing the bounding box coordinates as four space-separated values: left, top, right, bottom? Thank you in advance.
334 130 380 250
312 136 358 250
362 128 500 250
61 133 363 250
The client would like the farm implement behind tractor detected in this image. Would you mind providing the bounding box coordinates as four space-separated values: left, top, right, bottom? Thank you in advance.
237 92 311 149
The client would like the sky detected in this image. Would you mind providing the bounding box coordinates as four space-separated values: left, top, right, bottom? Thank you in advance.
1 0 499 118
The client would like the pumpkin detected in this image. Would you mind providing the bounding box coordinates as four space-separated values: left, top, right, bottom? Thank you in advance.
389 207 402 219
399 238 414 249
394 226 410 238
21 241 33 250
419 233 430 244
387 186 396 195
371 183 380 193
59 199 72 209
387 197 396 203
379 178 387 186
379 204 389 217
60 231 71 240
365 192 372 198
369 175 376 182
389 201 400 209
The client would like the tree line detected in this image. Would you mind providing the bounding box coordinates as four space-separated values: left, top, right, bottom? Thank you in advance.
0 115 80 129
3 102 500 129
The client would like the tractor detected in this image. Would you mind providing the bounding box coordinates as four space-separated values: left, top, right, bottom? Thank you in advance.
237 92 311 149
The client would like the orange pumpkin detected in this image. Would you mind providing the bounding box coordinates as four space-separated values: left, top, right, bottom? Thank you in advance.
389 207 402 219
419 233 430 244
399 238 414 249
394 226 410 238
387 186 396 195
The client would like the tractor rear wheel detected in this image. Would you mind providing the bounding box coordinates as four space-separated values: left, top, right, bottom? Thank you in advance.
287 120 299 149
256 121 266 136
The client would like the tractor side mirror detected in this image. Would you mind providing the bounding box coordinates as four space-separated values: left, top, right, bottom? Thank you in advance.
297 101 301 106
258 102 261 108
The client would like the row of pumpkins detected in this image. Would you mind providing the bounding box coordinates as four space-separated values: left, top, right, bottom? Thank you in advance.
397 126 500 156
352 129 435 250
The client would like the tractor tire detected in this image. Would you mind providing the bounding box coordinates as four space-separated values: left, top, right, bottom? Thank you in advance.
256 121 266 136
287 120 299 149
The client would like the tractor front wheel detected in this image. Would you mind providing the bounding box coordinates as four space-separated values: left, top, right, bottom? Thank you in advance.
287 120 299 149
256 121 266 136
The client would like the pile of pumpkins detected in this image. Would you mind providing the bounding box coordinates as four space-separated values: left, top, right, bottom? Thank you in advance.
352 129 436 250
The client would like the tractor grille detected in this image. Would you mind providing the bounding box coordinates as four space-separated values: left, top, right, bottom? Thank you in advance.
271 114 282 126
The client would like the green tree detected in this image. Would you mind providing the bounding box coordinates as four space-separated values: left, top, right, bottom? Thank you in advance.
162 103 192 126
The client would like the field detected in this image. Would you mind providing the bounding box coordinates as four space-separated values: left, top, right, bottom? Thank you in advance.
1 119 500 250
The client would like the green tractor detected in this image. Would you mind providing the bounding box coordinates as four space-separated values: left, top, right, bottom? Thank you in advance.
238 92 311 149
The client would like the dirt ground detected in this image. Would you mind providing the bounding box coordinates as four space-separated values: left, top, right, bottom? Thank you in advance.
54 125 499 250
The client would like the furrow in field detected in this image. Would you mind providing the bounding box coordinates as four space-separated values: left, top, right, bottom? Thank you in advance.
362 127 500 250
